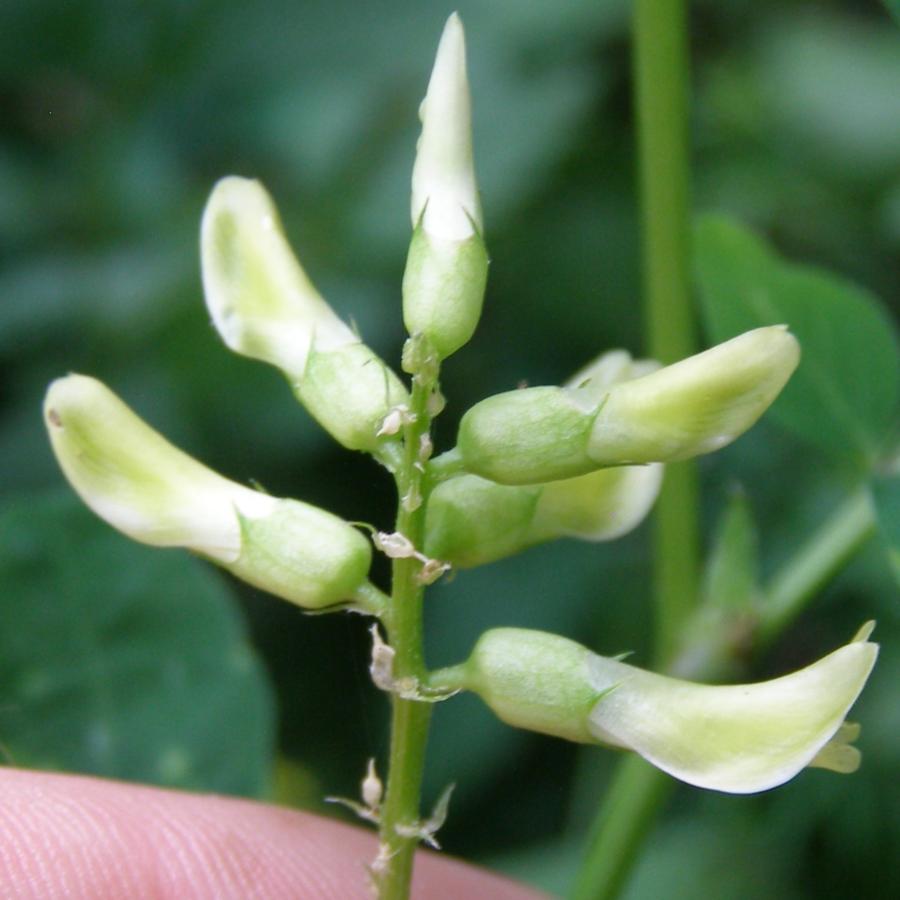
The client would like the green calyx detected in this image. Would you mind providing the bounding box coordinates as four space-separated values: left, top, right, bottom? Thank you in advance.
402 222 488 360
459 628 601 743
424 476 542 567
457 386 598 485
295 343 409 453
227 500 373 611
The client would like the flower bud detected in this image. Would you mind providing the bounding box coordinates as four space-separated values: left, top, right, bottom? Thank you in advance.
403 13 487 359
424 463 662 568
456 328 799 484
411 14 482 246
201 176 408 452
459 624 877 794
44 375 372 610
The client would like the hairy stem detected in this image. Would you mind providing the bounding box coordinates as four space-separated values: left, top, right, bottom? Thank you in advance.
376 352 440 900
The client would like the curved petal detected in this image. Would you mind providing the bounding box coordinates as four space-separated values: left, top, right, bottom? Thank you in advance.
201 176 355 377
44 374 264 562
44 375 373 609
586 624 878 793
588 326 800 465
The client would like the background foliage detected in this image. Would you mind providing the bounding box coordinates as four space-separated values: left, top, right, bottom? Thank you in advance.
1 1 897 897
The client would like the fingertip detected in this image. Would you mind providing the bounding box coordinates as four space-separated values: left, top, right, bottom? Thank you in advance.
0 770 547 899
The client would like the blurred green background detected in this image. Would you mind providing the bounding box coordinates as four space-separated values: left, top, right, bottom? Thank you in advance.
1 1 898 897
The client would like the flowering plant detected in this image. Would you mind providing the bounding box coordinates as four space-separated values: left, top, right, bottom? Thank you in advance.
33 11 898 900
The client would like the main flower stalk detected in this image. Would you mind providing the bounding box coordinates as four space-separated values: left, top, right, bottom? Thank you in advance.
375 356 440 900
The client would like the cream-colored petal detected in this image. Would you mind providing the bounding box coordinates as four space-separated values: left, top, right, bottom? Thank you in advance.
201 176 356 376
586 627 877 793
809 722 862 773
565 349 661 406
588 327 800 465
44 375 268 562
411 13 481 240
531 463 663 542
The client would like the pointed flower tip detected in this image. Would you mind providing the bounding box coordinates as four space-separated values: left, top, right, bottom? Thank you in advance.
586 625 878 793
411 12 480 240
586 326 801 466
439 12 464 51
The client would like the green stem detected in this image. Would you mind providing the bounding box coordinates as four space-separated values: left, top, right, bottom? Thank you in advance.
654 464 700 665
574 1 695 897
426 663 468 694
666 486 877 679
352 581 391 617
757 488 875 647
634 0 698 664
572 757 672 900
426 447 465 485
376 356 440 900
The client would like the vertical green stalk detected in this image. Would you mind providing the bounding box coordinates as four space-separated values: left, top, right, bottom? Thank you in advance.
574 1 696 897
376 361 439 900
573 756 672 900
635 0 698 663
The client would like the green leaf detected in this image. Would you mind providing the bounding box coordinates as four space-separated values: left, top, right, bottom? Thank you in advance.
885 0 900 27
0 491 275 797
871 471 900 584
695 215 900 467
